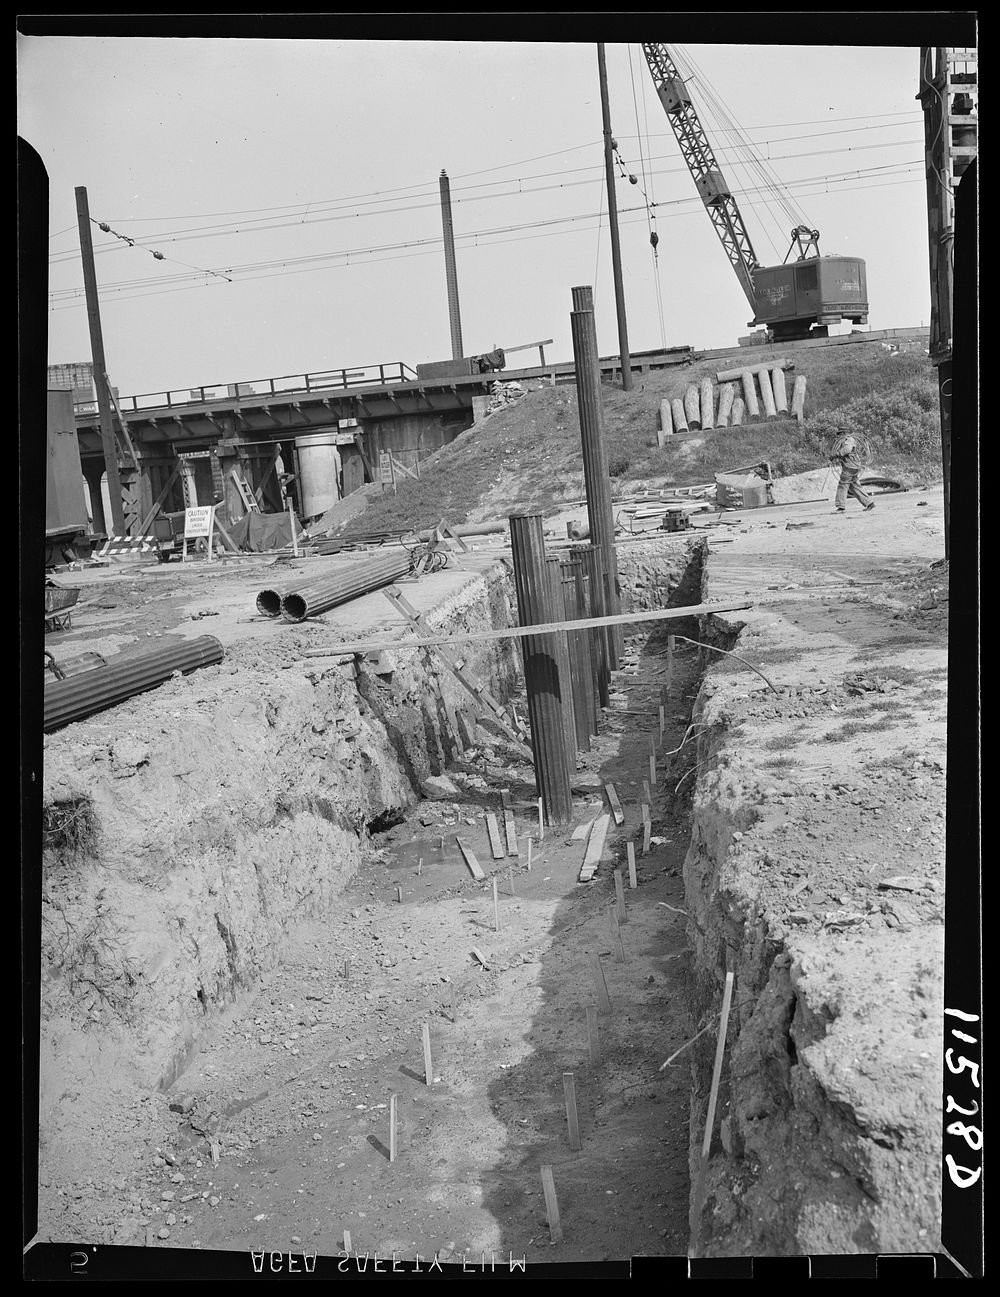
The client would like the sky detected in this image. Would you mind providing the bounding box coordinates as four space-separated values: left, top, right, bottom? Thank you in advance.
18 28 958 402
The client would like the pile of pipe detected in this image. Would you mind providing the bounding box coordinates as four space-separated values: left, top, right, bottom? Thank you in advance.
256 551 414 623
43 635 224 732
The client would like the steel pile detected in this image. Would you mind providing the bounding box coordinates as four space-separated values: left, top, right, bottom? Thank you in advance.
278 552 413 623
43 635 224 733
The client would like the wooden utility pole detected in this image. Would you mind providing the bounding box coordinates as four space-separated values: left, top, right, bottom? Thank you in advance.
597 43 632 391
917 46 977 559
75 186 126 535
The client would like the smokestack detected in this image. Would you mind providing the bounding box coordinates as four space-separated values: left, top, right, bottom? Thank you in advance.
439 170 464 361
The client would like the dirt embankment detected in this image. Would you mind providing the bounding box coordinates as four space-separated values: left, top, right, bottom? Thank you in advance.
678 546 947 1255
39 566 521 1174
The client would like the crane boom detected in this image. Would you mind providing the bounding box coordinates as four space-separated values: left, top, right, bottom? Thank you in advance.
642 43 759 313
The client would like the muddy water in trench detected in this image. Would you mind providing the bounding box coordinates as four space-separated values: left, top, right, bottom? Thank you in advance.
135 634 707 1265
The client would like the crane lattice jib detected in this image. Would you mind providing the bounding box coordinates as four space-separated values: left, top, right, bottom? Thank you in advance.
642 43 760 313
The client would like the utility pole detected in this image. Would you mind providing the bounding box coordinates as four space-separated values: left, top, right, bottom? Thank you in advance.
438 170 464 362
75 185 126 535
597 42 632 391
917 46 977 559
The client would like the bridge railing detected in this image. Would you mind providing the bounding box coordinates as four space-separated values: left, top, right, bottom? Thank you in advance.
74 361 419 416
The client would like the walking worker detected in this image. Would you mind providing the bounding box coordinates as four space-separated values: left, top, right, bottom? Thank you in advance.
829 432 875 513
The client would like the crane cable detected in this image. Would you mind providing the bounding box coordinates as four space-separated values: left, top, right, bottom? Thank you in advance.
672 45 808 261
628 44 667 349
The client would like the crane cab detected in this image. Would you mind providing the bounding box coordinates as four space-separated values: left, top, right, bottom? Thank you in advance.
752 256 868 341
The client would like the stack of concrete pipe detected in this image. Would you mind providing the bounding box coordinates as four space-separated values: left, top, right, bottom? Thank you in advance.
658 358 807 439
256 551 414 623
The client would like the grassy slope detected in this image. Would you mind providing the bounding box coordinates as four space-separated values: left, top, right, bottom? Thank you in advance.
342 343 940 536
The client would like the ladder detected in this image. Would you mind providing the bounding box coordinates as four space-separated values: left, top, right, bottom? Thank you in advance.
231 468 261 513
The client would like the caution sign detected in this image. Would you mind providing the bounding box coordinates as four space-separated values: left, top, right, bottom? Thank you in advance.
184 506 214 537
182 505 217 560
379 451 395 491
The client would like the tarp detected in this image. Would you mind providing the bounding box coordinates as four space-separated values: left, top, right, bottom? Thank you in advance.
227 511 300 552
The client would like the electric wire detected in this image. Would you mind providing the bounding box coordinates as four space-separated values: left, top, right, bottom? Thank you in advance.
48 165 921 310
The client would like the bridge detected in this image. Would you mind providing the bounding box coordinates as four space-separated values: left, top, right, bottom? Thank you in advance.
73 347 695 538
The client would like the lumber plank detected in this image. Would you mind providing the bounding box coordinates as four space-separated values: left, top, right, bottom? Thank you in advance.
455 837 485 880
485 812 505 861
605 782 625 826
305 601 753 659
580 813 611 882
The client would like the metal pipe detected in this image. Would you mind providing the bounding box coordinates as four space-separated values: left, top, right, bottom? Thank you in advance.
508 514 574 826
560 555 596 747
570 287 622 667
280 552 412 622
546 556 580 765
572 542 610 712
44 635 224 732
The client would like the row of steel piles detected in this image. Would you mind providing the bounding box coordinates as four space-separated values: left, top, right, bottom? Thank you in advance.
255 551 413 622
508 283 623 827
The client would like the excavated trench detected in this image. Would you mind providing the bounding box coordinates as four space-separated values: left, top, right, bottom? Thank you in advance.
37 530 937 1259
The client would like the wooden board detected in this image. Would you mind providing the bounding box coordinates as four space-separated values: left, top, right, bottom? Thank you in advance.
605 783 625 826
455 837 485 880
485 812 505 861
580 814 611 882
305 599 754 658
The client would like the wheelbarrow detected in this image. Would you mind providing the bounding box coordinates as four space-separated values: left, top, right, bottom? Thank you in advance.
44 582 80 633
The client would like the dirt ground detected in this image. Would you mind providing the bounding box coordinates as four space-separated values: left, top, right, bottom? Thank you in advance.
32 481 952 1265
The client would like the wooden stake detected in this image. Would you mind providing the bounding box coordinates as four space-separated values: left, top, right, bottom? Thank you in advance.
396 885 403 903
526 838 533 870
611 908 626 963
666 634 675 692
563 1072 582 1150
538 798 544 840
627 841 637 889
614 869 627 923
343 1228 352 1255
422 1022 434 1086
389 1094 398 1163
689 969 735 1256
540 1165 562 1244
493 877 500 932
456 837 485 880
643 820 652 855
659 705 665 742
439 835 445 852
508 865 515 897
642 780 651 805
343 959 351 984
649 752 656 787
586 1004 600 1063
417 857 423 877
590 953 612 1013
500 789 519 856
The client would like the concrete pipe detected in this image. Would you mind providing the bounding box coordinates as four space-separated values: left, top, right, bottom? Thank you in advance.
791 375 808 421
280 552 413 622
740 370 760 420
44 635 224 733
758 368 777 419
771 366 788 414
716 382 735 427
683 385 702 431
658 399 673 446
699 377 715 430
670 398 688 434
731 396 746 426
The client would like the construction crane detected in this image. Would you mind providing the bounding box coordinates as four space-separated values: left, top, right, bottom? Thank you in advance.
641 43 869 341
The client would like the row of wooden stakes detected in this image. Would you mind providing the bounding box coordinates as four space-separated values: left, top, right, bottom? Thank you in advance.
658 359 807 443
